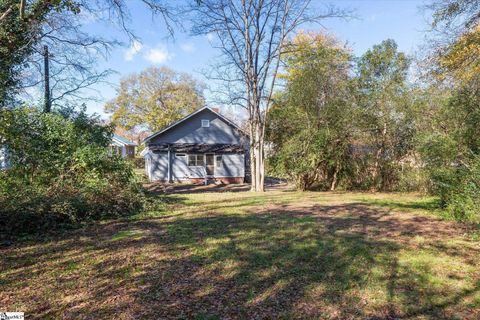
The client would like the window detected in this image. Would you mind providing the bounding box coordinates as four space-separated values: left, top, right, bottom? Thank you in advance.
110 146 122 156
216 155 223 166
188 154 205 166
201 119 210 127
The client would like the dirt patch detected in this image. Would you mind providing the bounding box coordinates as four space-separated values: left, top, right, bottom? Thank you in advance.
144 181 290 194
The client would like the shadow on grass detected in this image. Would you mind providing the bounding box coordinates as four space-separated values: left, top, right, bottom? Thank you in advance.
355 196 441 211
0 192 189 246
1 194 478 319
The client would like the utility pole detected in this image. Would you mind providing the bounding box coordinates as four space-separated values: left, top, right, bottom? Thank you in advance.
43 45 51 113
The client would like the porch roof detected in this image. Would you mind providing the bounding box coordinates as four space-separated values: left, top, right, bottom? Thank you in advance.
148 143 245 154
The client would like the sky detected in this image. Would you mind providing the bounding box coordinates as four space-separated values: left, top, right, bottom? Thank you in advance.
80 0 431 118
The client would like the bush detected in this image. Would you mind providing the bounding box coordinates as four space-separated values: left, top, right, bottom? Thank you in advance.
0 107 147 235
432 159 480 222
132 156 145 169
395 165 428 193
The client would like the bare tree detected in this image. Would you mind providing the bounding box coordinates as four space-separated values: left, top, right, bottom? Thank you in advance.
1 0 176 107
189 0 349 191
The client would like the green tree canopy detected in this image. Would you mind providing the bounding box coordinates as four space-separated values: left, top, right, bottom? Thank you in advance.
104 66 205 133
356 39 415 190
267 32 355 190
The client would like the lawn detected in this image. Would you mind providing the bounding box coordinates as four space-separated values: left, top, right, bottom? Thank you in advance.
1 190 479 319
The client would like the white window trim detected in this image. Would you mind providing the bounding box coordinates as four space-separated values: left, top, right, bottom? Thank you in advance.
187 154 205 167
201 119 210 127
215 154 223 166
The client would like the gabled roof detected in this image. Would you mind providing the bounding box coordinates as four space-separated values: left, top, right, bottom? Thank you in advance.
143 106 246 143
112 134 137 146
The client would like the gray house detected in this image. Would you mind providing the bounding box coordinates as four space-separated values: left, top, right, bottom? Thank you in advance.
142 107 249 184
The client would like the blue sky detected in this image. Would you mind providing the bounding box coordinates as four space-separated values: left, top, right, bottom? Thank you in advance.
82 0 430 118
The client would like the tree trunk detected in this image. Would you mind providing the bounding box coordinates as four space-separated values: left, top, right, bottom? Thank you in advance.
373 121 387 190
330 160 340 191
249 121 256 191
251 118 265 192
259 141 265 191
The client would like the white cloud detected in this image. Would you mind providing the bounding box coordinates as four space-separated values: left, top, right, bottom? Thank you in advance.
180 42 195 53
124 41 143 61
206 33 215 42
144 46 173 64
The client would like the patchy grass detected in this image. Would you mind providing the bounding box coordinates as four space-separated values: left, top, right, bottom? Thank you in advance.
110 229 145 241
1 190 479 319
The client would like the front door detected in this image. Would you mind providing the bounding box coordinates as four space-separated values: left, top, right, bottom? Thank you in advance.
205 154 214 176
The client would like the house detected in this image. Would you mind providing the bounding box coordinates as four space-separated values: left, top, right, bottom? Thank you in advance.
110 134 137 158
142 107 249 184
0 147 9 170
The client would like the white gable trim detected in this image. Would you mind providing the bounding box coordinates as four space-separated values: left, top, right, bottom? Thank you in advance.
110 139 124 147
140 147 150 157
143 107 246 143
112 136 137 146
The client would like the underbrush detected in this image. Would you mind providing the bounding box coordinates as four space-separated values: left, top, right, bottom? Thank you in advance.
0 107 166 239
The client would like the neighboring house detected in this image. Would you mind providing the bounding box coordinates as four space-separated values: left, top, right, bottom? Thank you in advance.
142 107 249 184
0 147 9 170
110 134 137 158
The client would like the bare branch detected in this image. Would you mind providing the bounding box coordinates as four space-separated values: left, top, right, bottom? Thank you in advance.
0 5 13 23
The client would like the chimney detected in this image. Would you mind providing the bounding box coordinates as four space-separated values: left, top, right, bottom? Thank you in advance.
211 107 220 113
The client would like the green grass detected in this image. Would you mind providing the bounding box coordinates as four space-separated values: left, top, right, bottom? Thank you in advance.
110 229 145 241
1 190 479 319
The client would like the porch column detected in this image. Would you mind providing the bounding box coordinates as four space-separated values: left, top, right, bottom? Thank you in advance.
167 145 172 183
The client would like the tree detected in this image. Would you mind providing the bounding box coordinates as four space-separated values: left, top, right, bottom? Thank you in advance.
0 0 175 107
426 0 480 84
267 32 355 190
418 1 480 220
104 66 205 133
189 0 349 192
356 39 415 190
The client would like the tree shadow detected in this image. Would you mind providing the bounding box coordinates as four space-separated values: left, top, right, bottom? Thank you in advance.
355 197 441 211
1 196 479 319
144 180 290 195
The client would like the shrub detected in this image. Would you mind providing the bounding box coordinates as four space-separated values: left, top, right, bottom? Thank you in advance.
395 165 428 193
132 156 145 169
436 160 480 222
0 107 146 235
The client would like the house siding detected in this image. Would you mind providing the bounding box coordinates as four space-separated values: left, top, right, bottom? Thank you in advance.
215 154 244 177
172 154 204 180
159 153 245 181
149 109 246 145
146 152 169 181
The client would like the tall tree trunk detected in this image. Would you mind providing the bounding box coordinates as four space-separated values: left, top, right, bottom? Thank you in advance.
254 125 261 192
373 121 387 190
258 138 265 191
330 160 340 191
43 45 51 113
250 116 265 192
249 122 256 192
